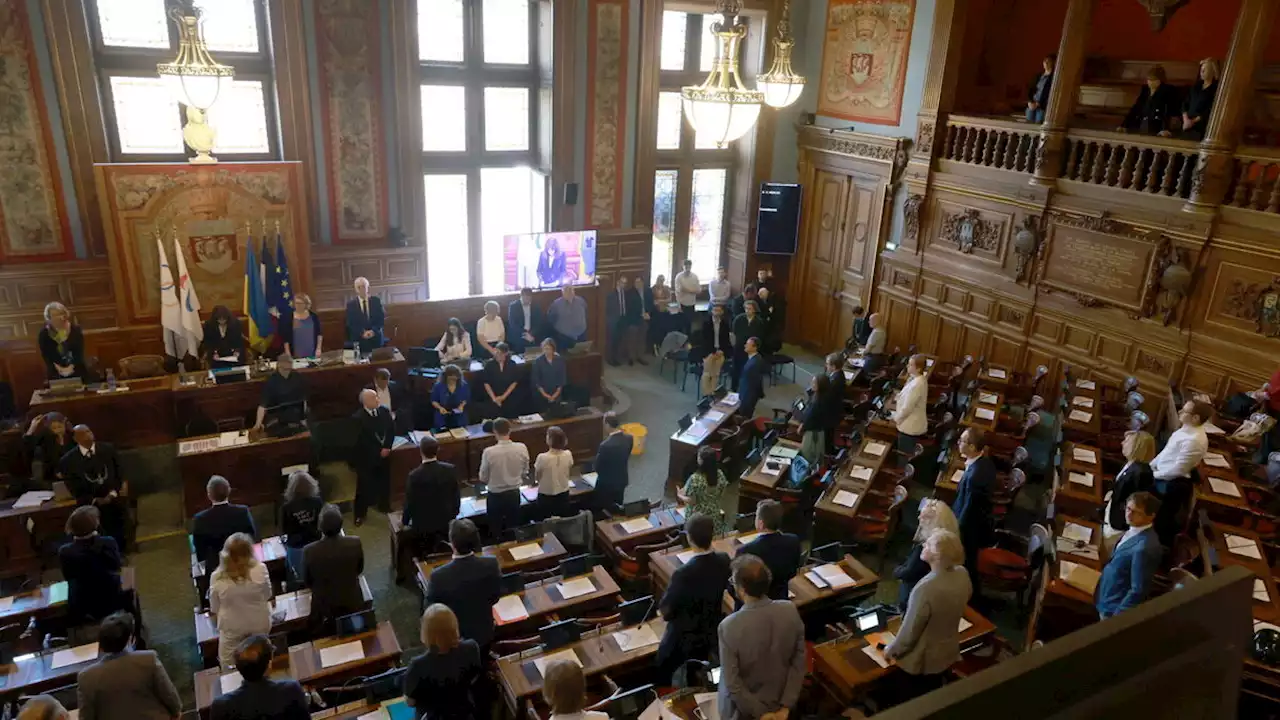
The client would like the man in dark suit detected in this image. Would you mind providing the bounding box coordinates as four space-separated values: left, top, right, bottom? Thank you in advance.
402 436 461 556
57 424 127 549
822 352 847 453
76 612 182 720
424 519 502 650
657 513 732 684
738 500 803 601
192 475 257 573
591 412 633 512
364 367 410 435
345 276 385 354
507 287 544 354
211 635 310 720
352 389 395 526
302 505 365 631
1096 492 1163 619
606 279 631 367
951 427 996 595
58 506 125 628
731 302 768 392
737 337 767 418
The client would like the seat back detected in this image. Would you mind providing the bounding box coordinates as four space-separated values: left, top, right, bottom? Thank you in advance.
117 354 166 380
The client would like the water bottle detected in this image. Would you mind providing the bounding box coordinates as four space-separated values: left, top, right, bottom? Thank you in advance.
106 369 117 391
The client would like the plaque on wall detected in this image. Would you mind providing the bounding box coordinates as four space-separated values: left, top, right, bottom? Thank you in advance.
1041 225 1154 311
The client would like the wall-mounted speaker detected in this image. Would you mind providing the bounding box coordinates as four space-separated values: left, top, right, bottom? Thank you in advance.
563 182 579 206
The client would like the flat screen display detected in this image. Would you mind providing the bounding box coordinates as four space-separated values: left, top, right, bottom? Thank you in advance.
503 230 598 291
755 182 802 255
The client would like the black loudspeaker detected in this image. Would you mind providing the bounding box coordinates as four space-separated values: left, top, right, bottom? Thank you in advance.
800 112 815 125
563 182 579 206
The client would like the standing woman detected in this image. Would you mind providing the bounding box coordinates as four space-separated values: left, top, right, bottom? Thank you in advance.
23 412 73 485
534 426 573 519
530 338 566 413
893 499 960 612
38 302 89 381
281 293 322 359
435 317 473 364
678 446 729 535
280 471 324 587
402 604 482 720
800 374 831 464
537 236 567 287
208 533 274 670
1181 58 1219 141
649 275 674 352
1102 430 1156 550
429 365 470 430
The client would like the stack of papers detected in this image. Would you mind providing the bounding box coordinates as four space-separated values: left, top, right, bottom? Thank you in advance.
832 490 859 508
809 563 855 589
987 368 1007 379
508 543 545 561
50 643 98 670
620 517 655 534
1062 522 1093 544
613 624 660 652
1067 471 1094 488
517 413 544 424
864 441 889 457
849 465 874 481
579 472 598 488
768 445 800 460
494 595 529 623
974 407 996 421
220 672 244 693
978 392 999 405
861 631 895 668
533 649 581 675
556 577 596 599
319 641 365 669
1071 396 1094 408
13 491 54 509
1076 379 1096 390
1072 448 1097 463
704 410 726 422
1225 534 1263 560
1068 410 1093 423
449 428 470 439
1059 561 1101 594
1256 579 1271 603
1203 453 1231 469
1208 478 1241 497
723 392 740 405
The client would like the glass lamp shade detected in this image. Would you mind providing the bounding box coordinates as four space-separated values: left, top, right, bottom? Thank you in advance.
759 39 805 108
158 70 227 110
680 13 763 148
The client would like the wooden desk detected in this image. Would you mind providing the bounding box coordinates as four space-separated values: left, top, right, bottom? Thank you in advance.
407 352 604 405
812 606 996 705
667 398 740 496
177 431 313 518
935 456 964 506
287 621 402 687
1034 514 1106 646
496 617 669 715
0 495 78 580
0 641 103 702
493 566 623 639
961 390 1004 433
1205 523 1280 623
28 376 175 449
740 440 803 494
194 576 375 668
0 570 136 633
1198 448 1237 478
415 533 569 593
977 365 1012 390
468 408 605 478
594 507 686 561
1054 442 1105 519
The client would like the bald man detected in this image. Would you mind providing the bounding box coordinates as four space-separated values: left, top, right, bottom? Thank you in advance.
57 424 127 548
345 277 385 355
352 389 395 525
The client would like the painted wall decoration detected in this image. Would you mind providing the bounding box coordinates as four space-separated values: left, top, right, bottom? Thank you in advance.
0 0 71 262
817 0 917 125
315 0 388 242
94 163 311 325
585 0 629 229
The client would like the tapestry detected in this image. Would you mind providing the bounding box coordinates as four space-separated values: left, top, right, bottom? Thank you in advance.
315 0 387 242
585 0 628 228
0 0 70 261
817 0 916 126
94 163 311 325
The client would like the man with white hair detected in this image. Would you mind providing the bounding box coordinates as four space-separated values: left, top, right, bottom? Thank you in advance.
352 388 395 526
345 276 385 354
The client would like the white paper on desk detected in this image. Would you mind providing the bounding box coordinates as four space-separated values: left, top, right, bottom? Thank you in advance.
1072 448 1097 463
977 392 998 405
621 517 654 534
676 549 698 564
1204 422 1225 436
833 490 859 508
1055 537 1098 561
1226 534 1263 560
844 370 856 382
0 596 14 613
509 543 545 561
1256 579 1271 603
494 595 529 623
1204 453 1231 469
613 623 660 652
1068 410 1093 423
469 498 487 513
1076 379 1096 390
1059 561 1101 595
1068 472 1094 488
975 408 996 421
769 445 800 460
517 414 544 424
722 393 740 405
705 410 726 423
987 368 1007 379
50 643 98 670
1071 396 1094 408
958 618 973 633
357 710 389 720
557 577 597 599
849 465 874 481
532 648 582 676
864 441 889 457
1063 522 1093 544
579 472 598 488
220 671 244 694
13 491 54 509
761 463 786 478
217 431 240 448
1208 478 1241 497
804 571 829 589
815 564 855 589
861 644 891 668
449 427 470 439
319 640 365 669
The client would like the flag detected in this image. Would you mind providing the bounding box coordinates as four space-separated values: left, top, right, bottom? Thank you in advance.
158 236 186 359
274 231 293 311
173 235 203 357
243 236 271 352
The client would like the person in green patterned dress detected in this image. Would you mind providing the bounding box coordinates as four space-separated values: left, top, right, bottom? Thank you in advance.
678 446 729 535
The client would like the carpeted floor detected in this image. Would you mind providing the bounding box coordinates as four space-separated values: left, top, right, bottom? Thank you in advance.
53 343 1048 713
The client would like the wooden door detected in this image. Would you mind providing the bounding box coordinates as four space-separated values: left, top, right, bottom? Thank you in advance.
792 170 850 352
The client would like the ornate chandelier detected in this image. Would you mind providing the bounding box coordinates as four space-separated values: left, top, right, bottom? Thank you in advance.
680 0 764 149
156 2 234 111
758 0 805 108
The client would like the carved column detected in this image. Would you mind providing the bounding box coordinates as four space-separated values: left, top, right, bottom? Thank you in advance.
1184 0 1279 211
1032 0 1095 186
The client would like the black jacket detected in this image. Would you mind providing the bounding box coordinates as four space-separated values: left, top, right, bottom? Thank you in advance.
953 456 997 551
507 299 544 341
1123 83 1180 135
352 406 395 467
732 314 768 353
738 532 803 601
58 535 125 624
202 318 247 364
403 460 461 536
280 496 324 549
57 443 123 506
345 296 386 352
593 431 633 508
738 354 767 416
893 543 929 610
38 324 87 381
192 503 257 572
699 316 732 358
24 430 72 485
424 554 503 647
658 551 732 666
363 381 410 434
1108 461 1155 532
303 535 365 624
402 640 482 720
277 310 322 356
826 370 847 430
210 678 310 720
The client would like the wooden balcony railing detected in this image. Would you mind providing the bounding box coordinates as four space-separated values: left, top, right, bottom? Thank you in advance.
1059 130 1198 199
941 116 1040 174
1224 147 1280 214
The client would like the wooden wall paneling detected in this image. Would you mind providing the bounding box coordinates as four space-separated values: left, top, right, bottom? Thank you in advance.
584 0 630 230
0 262 117 339
790 167 848 351
270 0 320 247
308 246 428 311
388 0 426 248
591 227 652 346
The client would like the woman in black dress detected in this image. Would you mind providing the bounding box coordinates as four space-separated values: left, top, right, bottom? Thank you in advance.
1180 58 1219 141
1118 65 1180 137
37 302 89 381
201 305 246 367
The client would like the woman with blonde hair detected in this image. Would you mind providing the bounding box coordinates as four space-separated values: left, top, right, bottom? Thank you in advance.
208 532 274 670
1103 430 1157 548
893 499 961 611
38 301 88 381
1181 58 1219 140
281 293 322 358
542 658 608 719
401 604 482 719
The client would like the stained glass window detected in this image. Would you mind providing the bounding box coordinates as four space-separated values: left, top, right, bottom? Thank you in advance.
651 170 679 284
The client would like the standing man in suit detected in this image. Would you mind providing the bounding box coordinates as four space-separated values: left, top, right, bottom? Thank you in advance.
822 353 847 454
656 514 732 684
352 389 395 526
738 500 803 601
592 412 632 512
951 427 996 596
717 555 806 720
57 425 127 550
507 287 544 354
302 505 365 632
883 529 972 702
365 368 409 435
424 519 502 651
192 475 257 573
737 337 767 418
345 276 385 355
478 418 528 541
731 301 767 392
697 304 732 397
58 506 125 631
210 635 310 720
76 612 182 720
1096 491 1163 619
402 436 461 557
606 279 635 367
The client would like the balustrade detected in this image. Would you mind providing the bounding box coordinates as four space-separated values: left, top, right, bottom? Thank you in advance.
1223 148 1280 214
1060 130 1199 199
940 116 1040 174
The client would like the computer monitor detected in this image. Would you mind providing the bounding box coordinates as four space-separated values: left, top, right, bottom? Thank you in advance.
853 610 882 632
558 553 590 578
677 414 694 432
363 667 407 704
619 595 655 626
500 572 525 595
696 397 713 413
810 541 842 563
539 619 581 650
335 609 376 637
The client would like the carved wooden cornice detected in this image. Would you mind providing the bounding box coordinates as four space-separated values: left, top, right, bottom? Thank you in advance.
799 125 906 167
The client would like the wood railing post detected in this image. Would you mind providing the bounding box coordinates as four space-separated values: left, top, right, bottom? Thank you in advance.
1032 0 1096 186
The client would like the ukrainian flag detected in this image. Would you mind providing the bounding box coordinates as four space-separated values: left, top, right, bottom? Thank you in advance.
243 237 271 352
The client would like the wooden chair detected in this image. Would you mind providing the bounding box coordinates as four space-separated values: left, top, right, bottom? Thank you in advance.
1005 366 1050 408
614 531 682 586
975 522 1051 613
117 354 166 380
991 469 1028 527
852 485 910 570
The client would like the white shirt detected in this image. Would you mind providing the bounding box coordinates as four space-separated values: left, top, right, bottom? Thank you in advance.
1150 425 1208 480
534 449 573 496
476 316 505 344
79 443 96 457
892 374 928 436
520 301 533 332
436 331 473 363
865 327 887 354
708 278 732 305
674 270 700 306
710 318 726 352
480 439 529 492
209 562 272 637
1117 522 1152 551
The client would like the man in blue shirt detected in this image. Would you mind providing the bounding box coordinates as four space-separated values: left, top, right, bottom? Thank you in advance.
547 285 588 351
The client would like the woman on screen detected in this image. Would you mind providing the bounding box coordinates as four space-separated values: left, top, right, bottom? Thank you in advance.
537 236 567 287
